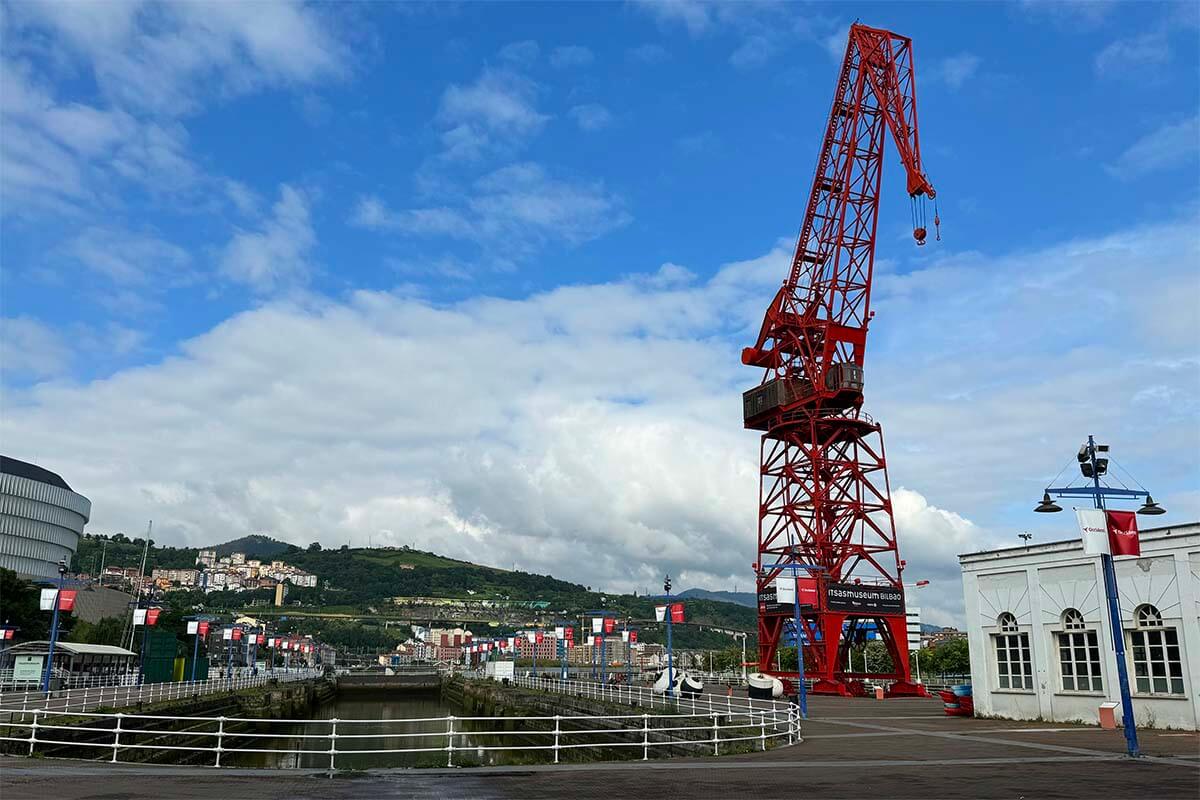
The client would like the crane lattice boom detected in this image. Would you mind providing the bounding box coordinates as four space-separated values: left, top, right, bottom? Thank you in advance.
742 23 937 697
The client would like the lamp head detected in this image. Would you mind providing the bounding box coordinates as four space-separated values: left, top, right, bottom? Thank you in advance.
1137 495 1166 516
1034 492 1063 513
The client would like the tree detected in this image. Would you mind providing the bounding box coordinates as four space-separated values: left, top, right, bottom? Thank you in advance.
0 568 51 640
308 542 322 552
929 638 970 675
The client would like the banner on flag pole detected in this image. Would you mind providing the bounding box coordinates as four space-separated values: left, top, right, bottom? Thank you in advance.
535 630 544 644
1076 508 1110 555
565 626 574 640
268 637 276 647
222 626 233 640
586 635 594 646
629 631 637 644
146 608 161 626
40 588 57 611
555 626 564 639
670 603 684 623
187 621 199 635
526 631 536 643
58 590 77 612
655 605 666 622
197 621 210 638
1106 510 1141 557
604 617 615 634
592 617 603 633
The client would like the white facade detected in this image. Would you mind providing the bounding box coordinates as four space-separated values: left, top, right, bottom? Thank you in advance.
959 523 1200 731
0 457 91 580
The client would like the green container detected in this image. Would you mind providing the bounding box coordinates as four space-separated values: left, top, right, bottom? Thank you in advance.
142 656 175 684
180 656 209 682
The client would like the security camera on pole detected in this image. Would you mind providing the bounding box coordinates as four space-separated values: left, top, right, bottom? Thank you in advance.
1033 435 1166 759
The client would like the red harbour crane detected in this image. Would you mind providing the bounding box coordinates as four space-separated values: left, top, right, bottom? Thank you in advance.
742 23 938 697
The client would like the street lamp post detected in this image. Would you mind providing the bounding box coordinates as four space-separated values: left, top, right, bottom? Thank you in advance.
664 575 674 699
768 563 817 719
1035 435 1165 759
40 560 68 694
903 580 930 686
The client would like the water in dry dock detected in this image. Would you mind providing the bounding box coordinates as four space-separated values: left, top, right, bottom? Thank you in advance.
227 690 473 769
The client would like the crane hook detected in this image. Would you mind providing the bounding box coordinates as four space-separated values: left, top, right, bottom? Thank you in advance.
934 200 941 242
913 227 927 245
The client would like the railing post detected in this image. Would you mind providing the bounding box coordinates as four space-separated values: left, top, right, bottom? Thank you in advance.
642 713 649 761
760 711 766 751
111 712 123 762
553 714 561 764
712 712 719 756
329 717 338 773
446 715 455 767
215 716 226 767
28 709 39 756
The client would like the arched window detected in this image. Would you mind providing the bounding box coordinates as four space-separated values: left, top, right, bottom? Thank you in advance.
1061 609 1086 630
993 612 1031 690
1057 609 1101 692
1129 604 1182 694
1135 605 1163 629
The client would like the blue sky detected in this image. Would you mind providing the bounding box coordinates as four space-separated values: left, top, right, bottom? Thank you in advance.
3 1 1198 623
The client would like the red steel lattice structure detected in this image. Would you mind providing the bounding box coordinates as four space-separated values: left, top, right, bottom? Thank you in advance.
742 24 936 697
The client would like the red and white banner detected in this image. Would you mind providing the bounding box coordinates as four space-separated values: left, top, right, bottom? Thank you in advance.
535 631 544 644
1 629 14 640
40 588 57 611
1107 510 1141 557
564 626 574 640
231 627 242 640
604 618 615 634
629 631 637 644
654 605 666 622
1077 508 1142 557
145 608 161 626
198 621 210 638
58 590 77 612
670 603 685 623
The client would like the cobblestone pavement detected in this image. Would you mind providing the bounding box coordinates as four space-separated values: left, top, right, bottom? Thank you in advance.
3 695 1197 799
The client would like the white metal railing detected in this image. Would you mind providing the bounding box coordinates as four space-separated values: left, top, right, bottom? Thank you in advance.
0 669 323 718
510 675 795 720
0 699 796 769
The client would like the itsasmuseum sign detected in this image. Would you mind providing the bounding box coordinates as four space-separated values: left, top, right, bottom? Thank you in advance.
826 582 905 614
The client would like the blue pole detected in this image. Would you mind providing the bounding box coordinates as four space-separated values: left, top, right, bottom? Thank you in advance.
137 613 149 686
532 635 538 678
792 573 808 719
626 625 632 685
40 569 65 694
1086 435 1139 758
190 629 200 683
601 626 607 684
666 588 675 699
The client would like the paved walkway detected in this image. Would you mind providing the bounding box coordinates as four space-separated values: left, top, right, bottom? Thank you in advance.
3 695 1196 799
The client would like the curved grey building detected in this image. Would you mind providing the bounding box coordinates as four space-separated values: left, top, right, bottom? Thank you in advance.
0 456 91 580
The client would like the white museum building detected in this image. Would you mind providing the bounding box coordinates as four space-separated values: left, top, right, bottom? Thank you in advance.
959 522 1200 730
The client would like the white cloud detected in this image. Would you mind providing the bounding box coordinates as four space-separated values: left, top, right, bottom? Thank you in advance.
11 0 350 115
634 0 715 36
6 216 1198 624
1 316 71 379
627 44 669 64
65 226 192 286
729 34 776 70
1106 116 1200 179
568 103 613 131
436 68 549 161
936 53 981 89
498 40 540 67
220 184 316 292
352 163 630 259
549 45 594 69
1094 33 1170 76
